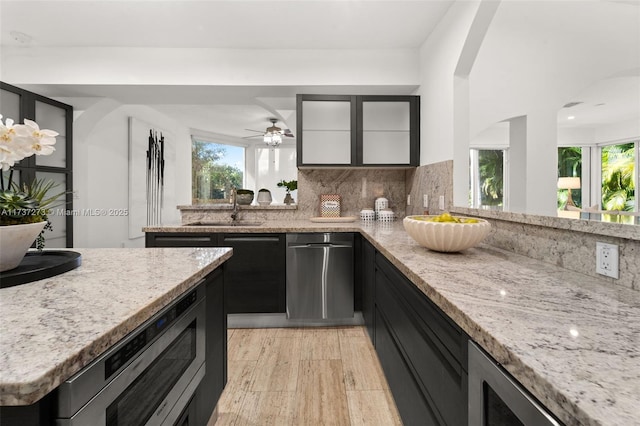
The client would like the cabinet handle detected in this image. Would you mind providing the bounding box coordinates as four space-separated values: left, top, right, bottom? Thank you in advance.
223 237 281 243
155 236 213 242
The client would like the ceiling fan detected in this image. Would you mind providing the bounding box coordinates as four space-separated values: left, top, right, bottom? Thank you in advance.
244 118 294 147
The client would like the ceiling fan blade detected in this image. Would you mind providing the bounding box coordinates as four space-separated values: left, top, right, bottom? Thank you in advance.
242 134 263 139
244 128 264 133
284 129 295 137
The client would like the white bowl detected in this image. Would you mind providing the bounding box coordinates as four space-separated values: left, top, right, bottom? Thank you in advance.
403 215 491 252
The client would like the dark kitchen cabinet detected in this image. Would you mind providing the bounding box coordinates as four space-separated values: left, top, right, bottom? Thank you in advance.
296 94 420 167
361 236 376 342
219 234 286 313
145 232 287 314
194 266 226 425
372 250 469 426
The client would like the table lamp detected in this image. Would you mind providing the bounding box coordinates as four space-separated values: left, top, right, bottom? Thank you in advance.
557 177 581 208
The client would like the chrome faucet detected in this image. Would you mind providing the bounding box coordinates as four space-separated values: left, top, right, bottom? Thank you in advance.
231 188 240 221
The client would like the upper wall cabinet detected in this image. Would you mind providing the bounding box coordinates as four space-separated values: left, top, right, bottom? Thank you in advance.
297 94 420 168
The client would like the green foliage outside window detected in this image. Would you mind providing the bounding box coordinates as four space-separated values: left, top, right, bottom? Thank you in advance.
192 140 243 203
478 150 504 206
601 142 635 211
557 147 582 209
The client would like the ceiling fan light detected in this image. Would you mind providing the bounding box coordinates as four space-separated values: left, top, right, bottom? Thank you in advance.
263 133 272 144
272 133 282 145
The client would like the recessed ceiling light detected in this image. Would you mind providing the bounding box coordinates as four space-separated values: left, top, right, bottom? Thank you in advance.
9 31 33 44
567 116 575 120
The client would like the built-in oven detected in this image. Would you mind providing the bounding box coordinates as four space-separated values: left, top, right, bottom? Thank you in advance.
56 284 206 426
468 341 563 426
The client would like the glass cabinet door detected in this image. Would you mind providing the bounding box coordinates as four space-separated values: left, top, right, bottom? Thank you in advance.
361 101 411 165
299 95 354 165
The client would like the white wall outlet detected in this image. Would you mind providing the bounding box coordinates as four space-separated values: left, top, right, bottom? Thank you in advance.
596 242 619 279
438 195 445 210
407 194 411 205
423 194 428 208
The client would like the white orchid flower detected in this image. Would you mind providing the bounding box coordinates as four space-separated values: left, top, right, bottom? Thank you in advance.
21 119 58 156
0 116 19 144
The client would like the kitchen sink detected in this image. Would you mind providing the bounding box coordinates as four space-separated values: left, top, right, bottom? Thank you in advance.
184 221 263 227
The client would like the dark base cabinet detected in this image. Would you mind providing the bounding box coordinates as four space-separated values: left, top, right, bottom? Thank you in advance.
195 266 227 425
361 237 376 342
219 234 286 314
146 232 286 314
368 249 469 426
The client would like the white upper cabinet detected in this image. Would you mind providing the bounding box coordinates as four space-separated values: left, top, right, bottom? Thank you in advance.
297 94 419 168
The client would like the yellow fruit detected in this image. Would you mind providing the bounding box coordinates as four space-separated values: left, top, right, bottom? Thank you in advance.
421 213 479 224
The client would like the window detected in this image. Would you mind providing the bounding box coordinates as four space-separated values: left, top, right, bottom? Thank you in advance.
601 141 636 212
557 147 583 209
470 149 505 209
192 139 244 204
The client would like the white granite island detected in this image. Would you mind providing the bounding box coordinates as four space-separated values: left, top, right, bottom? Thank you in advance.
145 220 640 426
0 247 232 417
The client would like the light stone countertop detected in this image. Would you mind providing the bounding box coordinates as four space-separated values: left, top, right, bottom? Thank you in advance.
0 247 232 406
145 220 640 426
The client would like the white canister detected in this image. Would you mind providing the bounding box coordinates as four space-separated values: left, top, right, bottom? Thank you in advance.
374 197 389 218
378 208 395 222
360 208 375 222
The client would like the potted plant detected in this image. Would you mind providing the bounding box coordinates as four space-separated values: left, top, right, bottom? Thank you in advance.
235 189 254 205
0 115 65 271
277 179 297 205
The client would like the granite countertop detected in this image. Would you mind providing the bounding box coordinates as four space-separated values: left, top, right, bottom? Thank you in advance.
145 220 640 426
0 247 232 406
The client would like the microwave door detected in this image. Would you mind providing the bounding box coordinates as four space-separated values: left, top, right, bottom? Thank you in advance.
468 341 562 426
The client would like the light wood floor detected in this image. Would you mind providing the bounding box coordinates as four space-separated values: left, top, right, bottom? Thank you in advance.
210 326 402 426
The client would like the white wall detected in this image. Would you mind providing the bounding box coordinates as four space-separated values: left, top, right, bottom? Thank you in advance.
417 1 480 165
72 104 190 248
254 144 298 204
594 119 640 145
469 1 639 137
1 47 420 87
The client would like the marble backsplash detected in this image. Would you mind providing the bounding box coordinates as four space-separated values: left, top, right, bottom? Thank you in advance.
181 168 407 223
297 169 406 218
403 160 638 290
405 160 454 216
453 207 640 291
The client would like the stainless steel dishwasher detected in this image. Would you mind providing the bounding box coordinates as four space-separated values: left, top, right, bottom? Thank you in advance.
286 233 354 320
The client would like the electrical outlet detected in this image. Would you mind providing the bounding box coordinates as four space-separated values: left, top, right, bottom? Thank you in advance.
596 242 619 279
423 194 428 208
439 195 445 210
407 194 411 205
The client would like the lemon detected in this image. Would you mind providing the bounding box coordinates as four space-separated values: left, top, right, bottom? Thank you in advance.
424 213 479 224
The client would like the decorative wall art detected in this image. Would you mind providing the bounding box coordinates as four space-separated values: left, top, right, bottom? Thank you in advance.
128 118 175 239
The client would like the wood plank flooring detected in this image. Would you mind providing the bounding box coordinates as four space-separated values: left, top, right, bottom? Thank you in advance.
211 326 401 426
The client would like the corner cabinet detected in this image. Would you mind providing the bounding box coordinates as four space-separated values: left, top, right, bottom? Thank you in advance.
297 94 420 167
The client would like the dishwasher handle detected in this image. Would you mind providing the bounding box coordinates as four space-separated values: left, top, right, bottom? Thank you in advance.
288 243 352 249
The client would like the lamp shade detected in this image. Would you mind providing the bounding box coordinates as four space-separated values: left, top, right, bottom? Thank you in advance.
557 177 581 190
